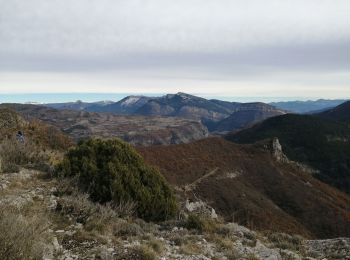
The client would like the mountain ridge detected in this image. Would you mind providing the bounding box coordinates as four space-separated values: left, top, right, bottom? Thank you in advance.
40 93 286 133
227 113 350 194
270 99 347 113
318 100 350 122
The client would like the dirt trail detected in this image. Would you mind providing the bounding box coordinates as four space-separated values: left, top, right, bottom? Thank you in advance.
184 167 219 192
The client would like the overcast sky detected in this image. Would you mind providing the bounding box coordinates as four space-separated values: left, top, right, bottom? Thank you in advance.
0 0 350 101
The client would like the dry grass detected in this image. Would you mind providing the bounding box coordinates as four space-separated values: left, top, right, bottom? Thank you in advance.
116 245 157 260
246 253 260 260
56 191 136 235
56 193 99 223
180 242 202 256
215 236 235 250
133 245 157 260
225 250 241 260
147 237 165 255
0 137 50 173
0 204 51 260
185 213 218 233
265 232 303 252
56 181 136 220
113 220 144 237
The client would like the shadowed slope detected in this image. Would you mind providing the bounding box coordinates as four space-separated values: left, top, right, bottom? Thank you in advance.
227 114 350 193
318 100 350 122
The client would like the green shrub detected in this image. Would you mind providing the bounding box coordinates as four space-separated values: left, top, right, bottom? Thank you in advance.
57 138 178 221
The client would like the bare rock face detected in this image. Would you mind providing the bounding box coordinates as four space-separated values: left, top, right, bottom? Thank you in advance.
260 137 288 162
271 137 287 162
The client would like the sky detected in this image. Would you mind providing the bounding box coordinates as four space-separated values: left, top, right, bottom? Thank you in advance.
0 0 350 102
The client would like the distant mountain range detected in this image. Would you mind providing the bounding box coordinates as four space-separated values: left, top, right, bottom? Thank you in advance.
45 92 286 133
270 99 347 114
47 100 114 111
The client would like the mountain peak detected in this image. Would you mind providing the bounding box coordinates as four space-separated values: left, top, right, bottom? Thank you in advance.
164 92 198 100
176 92 201 99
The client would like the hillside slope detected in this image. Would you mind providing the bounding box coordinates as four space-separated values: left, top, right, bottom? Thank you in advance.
318 100 350 122
227 114 350 194
0 108 72 150
214 103 285 133
138 137 350 238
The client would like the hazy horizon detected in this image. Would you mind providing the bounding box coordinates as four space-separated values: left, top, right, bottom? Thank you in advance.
0 92 348 104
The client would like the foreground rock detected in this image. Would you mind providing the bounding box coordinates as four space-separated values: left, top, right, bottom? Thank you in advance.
0 169 350 260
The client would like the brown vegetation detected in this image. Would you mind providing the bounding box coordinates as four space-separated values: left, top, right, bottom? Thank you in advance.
138 137 350 238
0 204 50 260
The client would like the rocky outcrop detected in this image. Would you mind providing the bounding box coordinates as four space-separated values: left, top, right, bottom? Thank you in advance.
270 137 287 162
184 199 218 219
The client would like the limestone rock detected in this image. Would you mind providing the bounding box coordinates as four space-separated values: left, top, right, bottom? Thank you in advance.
271 137 287 162
184 199 218 219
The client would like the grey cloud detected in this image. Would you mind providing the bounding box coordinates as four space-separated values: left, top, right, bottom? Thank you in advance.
0 0 350 96
1 41 349 77
1 0 350 55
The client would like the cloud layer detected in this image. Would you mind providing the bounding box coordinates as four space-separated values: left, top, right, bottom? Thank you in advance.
1 0 350 99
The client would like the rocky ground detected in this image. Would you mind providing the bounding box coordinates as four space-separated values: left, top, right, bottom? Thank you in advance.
1 169 350 260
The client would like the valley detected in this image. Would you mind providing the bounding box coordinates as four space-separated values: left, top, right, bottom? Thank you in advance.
0 103 208 146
